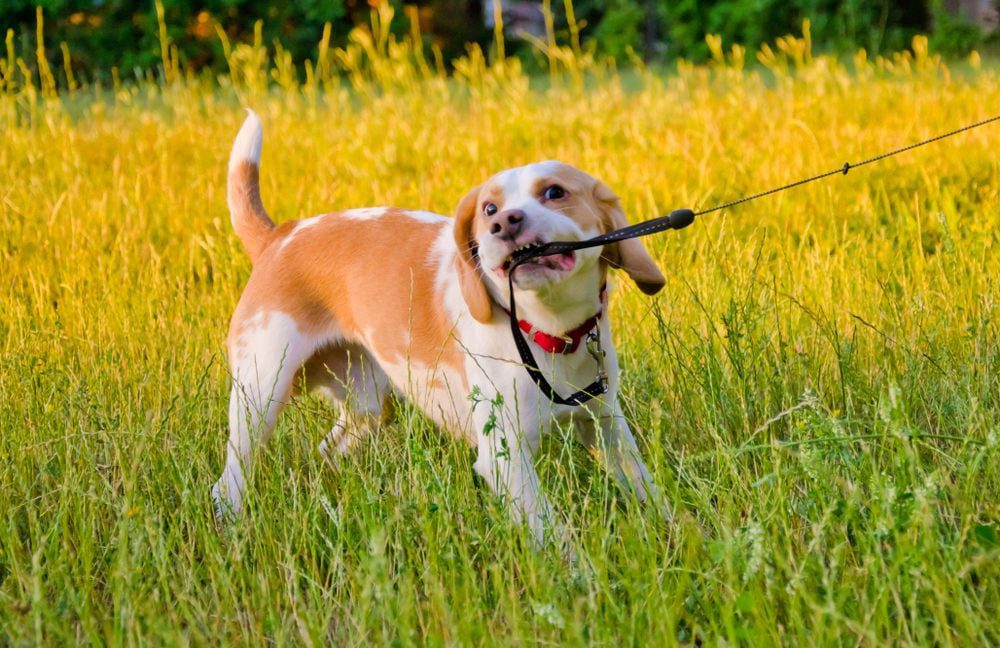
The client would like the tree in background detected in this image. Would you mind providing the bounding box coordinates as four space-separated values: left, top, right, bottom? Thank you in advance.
570 0 936 60
0 0 994 83
0 0 360 80
570 0 997 60
0 0 492 81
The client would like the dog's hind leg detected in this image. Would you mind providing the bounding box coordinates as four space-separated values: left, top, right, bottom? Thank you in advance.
212 311 319 520
301 343 391 465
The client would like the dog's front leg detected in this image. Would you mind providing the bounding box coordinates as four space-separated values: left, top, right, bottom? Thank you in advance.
588 402 672 521
471 405 569 552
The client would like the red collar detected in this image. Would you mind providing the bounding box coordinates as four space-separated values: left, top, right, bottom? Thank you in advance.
502 287 606 355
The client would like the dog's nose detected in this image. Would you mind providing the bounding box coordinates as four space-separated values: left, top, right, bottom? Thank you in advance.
488 209 525 241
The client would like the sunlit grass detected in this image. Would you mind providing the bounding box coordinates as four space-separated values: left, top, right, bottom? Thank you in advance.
1 7 998 645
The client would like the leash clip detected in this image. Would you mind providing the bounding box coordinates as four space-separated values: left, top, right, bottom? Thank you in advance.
585 330 609 394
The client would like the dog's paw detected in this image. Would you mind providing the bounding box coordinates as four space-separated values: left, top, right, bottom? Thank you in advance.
317 439 342 471
643 482 673 524
211 479 241 526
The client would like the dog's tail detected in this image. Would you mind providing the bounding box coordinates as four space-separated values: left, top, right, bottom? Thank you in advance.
228 110 274 263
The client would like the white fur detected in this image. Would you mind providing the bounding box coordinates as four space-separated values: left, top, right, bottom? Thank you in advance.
279 214 324 251
228 109 262 173
337 208 445 224
407 210 449 224
340 207 388 221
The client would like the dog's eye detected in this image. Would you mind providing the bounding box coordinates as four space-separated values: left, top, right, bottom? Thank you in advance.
543 185 566 200
483 203 498 216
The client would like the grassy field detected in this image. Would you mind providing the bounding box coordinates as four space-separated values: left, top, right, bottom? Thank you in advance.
1 15 999 646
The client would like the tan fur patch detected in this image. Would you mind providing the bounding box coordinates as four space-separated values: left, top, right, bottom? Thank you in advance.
228 161 275 263
230 210 467 385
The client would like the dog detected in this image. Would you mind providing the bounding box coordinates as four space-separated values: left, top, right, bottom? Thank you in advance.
212 111 670 548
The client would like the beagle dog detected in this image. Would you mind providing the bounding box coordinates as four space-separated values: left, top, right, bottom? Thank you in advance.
212 111 670 548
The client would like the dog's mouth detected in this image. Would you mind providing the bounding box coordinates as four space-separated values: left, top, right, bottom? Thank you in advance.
496 241 576 278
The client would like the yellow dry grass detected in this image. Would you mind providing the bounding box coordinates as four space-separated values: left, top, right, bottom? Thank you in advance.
1 10 998 645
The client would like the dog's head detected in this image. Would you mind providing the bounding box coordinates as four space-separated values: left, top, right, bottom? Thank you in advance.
453 161 665 322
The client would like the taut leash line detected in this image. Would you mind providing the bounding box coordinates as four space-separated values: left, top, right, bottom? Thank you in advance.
506 114 1000 406
694 113 1000 218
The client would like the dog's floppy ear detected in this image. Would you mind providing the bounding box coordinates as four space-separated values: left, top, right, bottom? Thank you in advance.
594 181 666 295
453 185 494 323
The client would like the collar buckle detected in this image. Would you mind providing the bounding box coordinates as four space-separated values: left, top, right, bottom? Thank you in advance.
585 329 609 393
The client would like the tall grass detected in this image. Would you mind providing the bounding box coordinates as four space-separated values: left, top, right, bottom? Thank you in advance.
1 7 998 645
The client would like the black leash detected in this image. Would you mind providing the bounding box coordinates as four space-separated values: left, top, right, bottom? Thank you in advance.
505 114 1000 406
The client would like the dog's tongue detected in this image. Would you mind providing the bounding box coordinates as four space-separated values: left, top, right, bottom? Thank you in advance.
536 252 576 271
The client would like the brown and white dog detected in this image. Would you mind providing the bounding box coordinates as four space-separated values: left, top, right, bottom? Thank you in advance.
212 111 670 547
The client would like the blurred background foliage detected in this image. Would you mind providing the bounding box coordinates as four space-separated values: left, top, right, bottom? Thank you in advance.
573 0 994 60
0 0 997 82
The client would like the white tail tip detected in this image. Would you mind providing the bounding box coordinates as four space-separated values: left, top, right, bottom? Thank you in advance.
229 109 262 173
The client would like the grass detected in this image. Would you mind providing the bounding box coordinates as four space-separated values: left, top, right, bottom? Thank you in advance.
1 11 999 646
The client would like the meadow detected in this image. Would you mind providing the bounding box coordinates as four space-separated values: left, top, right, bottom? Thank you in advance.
1 11 998 645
